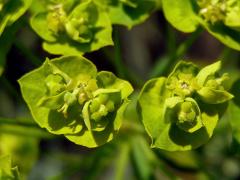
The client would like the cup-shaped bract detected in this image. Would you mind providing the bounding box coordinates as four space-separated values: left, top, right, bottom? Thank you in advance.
30 0 113 55
164 97 203 133
138 60 233 151
162 0 240 51
0 0 32 36
0 155 19 180
18 56 133 147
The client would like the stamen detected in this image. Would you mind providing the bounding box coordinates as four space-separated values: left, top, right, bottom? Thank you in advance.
181 82 189 89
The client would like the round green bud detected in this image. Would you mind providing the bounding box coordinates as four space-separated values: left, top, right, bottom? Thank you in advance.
105 100 115 112
78 92 88 105
64 91 77 105
90 98 101 113
180 101 193 113
98 104 108 116
177 102 196 123
186 111 197 121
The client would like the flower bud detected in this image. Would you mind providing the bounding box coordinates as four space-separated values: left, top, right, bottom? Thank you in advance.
176 100 202 133
78 92 88 105
64 91 77 105
177 102 197 123
89 93 115 122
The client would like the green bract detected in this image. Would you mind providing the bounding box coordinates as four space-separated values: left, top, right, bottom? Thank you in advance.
18 56 133 147
30 0 113 55
138 61 233 151
98 0 158 29
0 0 32 36
162 0 240 51
0 155 19 180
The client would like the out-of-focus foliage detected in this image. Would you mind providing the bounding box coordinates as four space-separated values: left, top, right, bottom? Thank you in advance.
0 155 20 180
0 0 32 36
0 130 39 179
229 78 240 144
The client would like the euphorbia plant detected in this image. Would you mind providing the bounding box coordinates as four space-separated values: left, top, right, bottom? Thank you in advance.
1 0 240 179
138 61 233 151
18 56 133 147
30 0 113 55
162 0 240 50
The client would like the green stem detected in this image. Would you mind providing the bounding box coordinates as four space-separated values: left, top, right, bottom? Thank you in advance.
218 47 234 67
0 128 53 139
168 27 203 73
175 28 203 59
166 24 177 57
149 27 203 78
115 142 130 180
0 117 53 139
0 117 38 127
113 29 127 78
111 28 143 87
